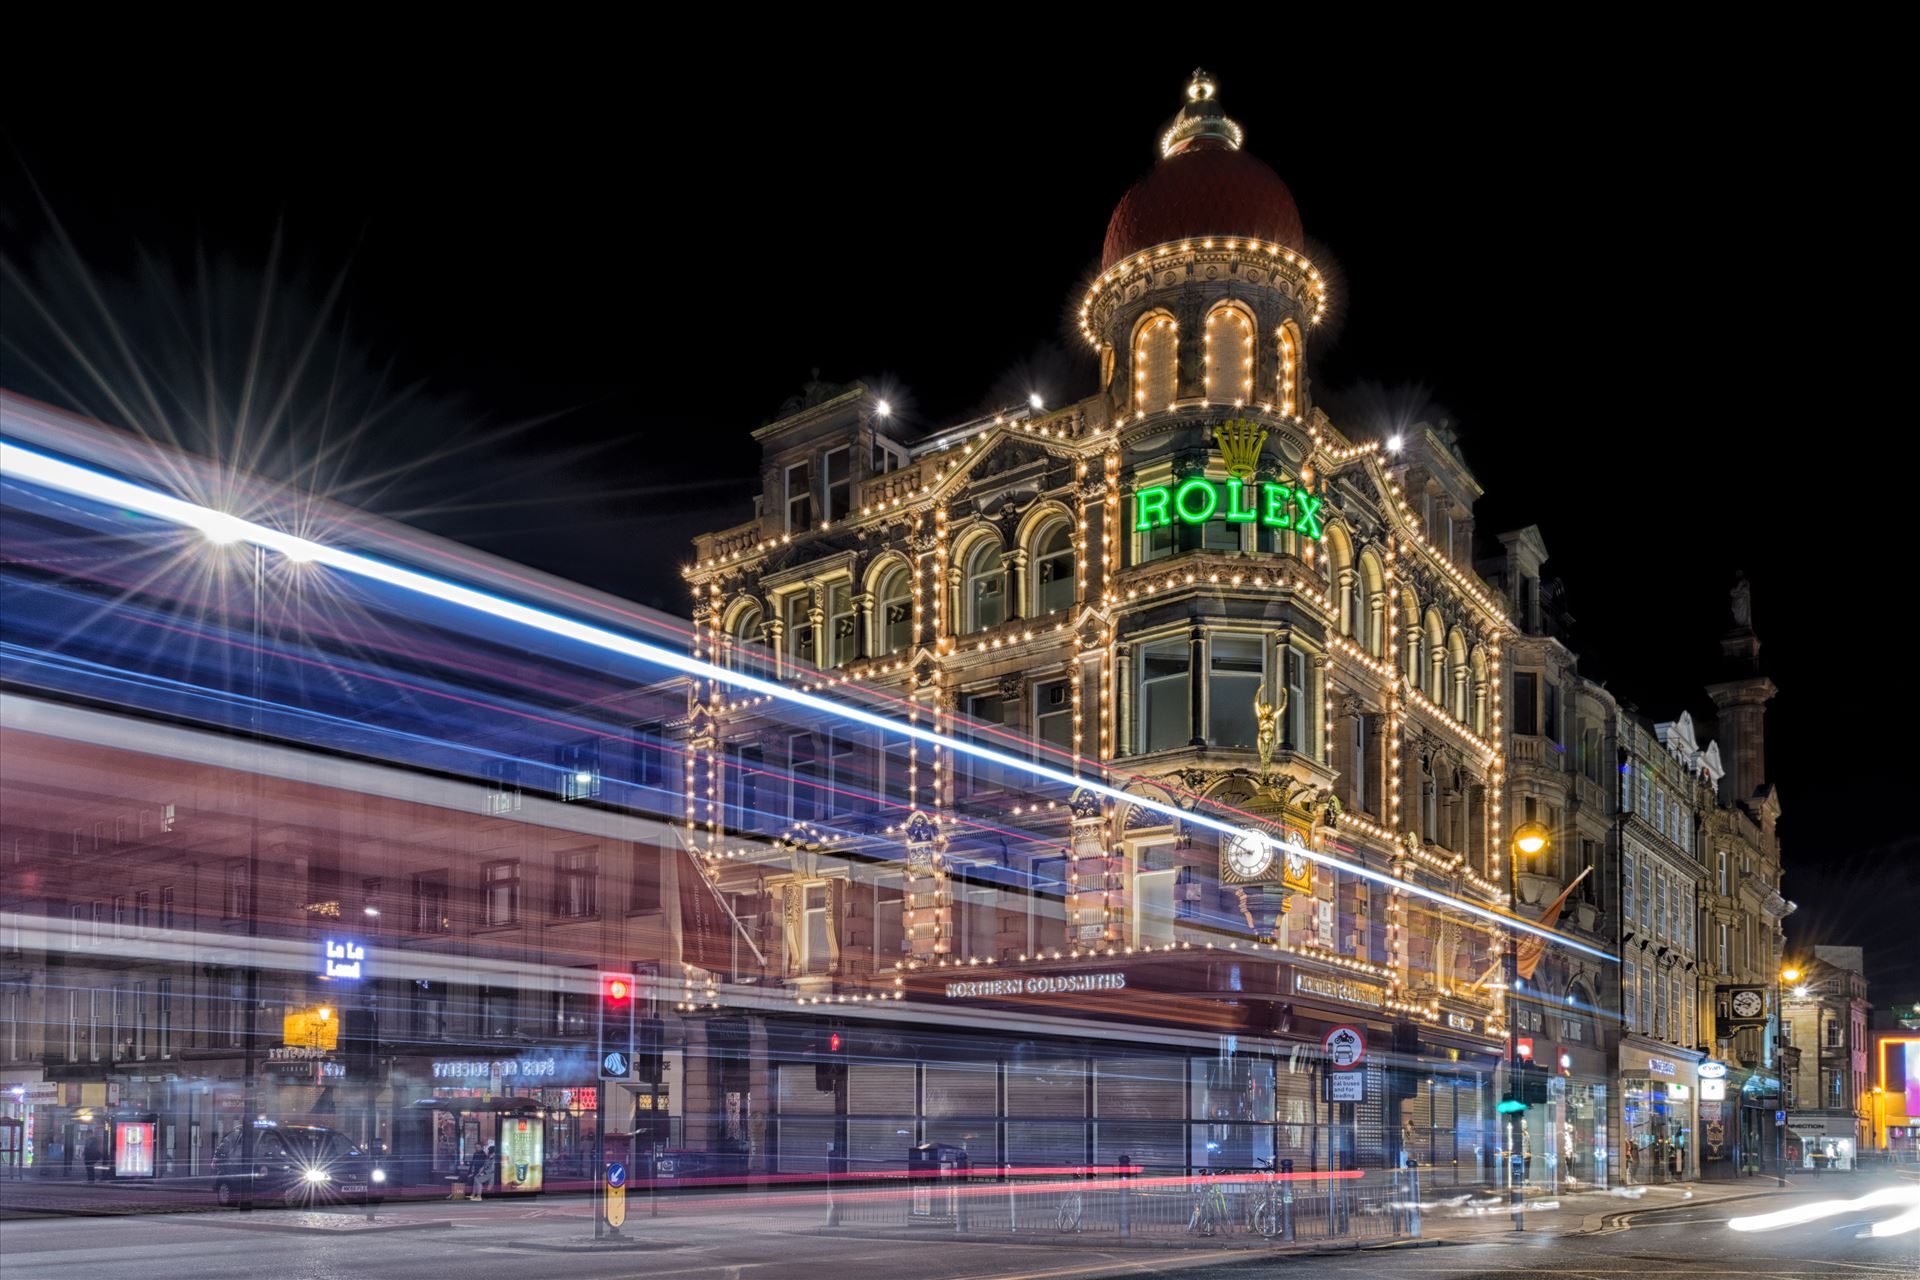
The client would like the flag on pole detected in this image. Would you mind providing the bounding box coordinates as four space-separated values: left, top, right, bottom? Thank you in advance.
1514 867 1592 982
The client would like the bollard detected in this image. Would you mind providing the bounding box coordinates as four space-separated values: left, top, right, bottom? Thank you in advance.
1281 1157 1295 1243
1407 1159 1421 1238
1118 1155 1132 1239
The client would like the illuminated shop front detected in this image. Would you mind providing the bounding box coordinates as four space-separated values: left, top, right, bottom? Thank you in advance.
1619 1045 1699 1182
392 1050 607 1188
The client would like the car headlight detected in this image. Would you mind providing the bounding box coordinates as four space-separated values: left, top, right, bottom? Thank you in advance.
303 1168 331 1183
371 1169 387 1184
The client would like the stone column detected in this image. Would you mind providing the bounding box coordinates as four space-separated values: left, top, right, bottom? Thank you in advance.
852 591 874 661
1003 547 1029 622
901 812 950 959
1187 625 1207 748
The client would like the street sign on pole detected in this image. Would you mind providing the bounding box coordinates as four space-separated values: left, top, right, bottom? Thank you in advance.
1323 1025 1366 1069
1328 1071 1365 1102
606 1160 627 1230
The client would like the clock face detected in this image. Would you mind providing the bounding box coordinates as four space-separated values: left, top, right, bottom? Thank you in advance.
1732 990 1764 1018
1225 834 1274 878
1284 846 1311 882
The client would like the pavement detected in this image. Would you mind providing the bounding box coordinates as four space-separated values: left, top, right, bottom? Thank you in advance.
0 1171 1911 1280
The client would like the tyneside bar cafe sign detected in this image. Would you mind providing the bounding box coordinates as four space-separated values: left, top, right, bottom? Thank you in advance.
1132 477 1324 539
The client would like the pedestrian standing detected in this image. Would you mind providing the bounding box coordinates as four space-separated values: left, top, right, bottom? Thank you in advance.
83 1133 103 1183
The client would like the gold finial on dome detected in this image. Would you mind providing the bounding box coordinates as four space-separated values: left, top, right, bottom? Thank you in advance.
1161 69 1244 157
1214 418 1267 479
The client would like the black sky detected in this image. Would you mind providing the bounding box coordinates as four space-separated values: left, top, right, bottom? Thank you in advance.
2 41 1911 1004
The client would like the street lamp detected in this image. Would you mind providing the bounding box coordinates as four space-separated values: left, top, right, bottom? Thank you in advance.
1773 963 1804 1186
1870 1086 1885 1159
1505 821 1550 1230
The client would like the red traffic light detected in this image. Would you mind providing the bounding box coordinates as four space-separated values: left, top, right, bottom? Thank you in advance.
604 973 633 1005
828 1032 842 1053
1515 1036 1534 1060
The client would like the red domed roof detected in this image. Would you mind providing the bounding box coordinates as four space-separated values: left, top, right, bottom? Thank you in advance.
1102 139 1305 271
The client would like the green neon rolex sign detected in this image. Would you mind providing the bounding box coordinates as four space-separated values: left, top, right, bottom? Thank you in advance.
1133 478 1324 540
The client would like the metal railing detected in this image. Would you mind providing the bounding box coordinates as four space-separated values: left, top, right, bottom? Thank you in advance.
828 1165 1420 1245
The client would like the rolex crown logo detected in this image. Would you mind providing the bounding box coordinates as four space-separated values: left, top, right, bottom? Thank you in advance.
1213 419 1267 480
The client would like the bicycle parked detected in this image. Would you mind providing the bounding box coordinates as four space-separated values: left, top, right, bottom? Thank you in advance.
1187 1173 1233 1236
1053 1172 1084 1232
1245 1158 1285 1238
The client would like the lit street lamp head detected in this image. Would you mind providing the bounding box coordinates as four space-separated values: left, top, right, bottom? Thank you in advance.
1512 821 1550 857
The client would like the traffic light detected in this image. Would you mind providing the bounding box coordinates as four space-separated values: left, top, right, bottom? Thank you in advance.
635 1016 664 1085
598 972 636 1080
814 1022 846 1093
341 1006 377 1077
1521 1060 1550 1105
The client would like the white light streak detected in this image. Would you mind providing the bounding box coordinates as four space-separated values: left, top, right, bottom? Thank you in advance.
0 439 1615 962
1727 1185 1920 1238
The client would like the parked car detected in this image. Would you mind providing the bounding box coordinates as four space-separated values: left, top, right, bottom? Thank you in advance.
212 1124 386 1208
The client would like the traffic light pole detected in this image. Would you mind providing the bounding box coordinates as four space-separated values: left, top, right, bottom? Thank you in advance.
1507 856 1523 1233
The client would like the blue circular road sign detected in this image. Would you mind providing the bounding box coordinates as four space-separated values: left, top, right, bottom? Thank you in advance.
607 1162 626 1188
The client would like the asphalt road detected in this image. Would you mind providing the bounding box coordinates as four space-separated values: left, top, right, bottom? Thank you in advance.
0 1180 1914 1280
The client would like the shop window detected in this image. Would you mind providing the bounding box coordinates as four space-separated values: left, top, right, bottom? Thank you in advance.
964 539 1007 632
784 592 814 666
962 693 1007 793
1512 671 1538 736
1139 639 1190 753
555 850 597 918
1283 643 1309 753
558 742 601 802
483 860 520 927
825 581 856 667
629 841 663 913
823 446 851 523
1207 635 1264 748
413 871 450 933
1034 522 1076 615
484 758 522 815
803 884 832 974
875 567 912 656
785 460 813 532
1034 679 1073 754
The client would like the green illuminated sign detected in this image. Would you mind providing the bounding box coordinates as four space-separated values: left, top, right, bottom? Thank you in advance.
1132 480 1323 540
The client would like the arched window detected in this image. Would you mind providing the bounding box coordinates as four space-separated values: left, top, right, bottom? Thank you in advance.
1132 313 1176 417
1204 305 1254 405
873 564 912 657
1032 521 1075 616
1470 646 1490 737
728 603 764 670
1278 321 1303 418
963 537 1007 632
1447 628 1470 722
1423 608 1446 702
1324 524 1355 638
1399 591 1422 684
1357 550 1386 658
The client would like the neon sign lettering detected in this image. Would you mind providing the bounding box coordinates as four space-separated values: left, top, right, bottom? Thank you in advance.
323 939 365 981
1133 480 1323 540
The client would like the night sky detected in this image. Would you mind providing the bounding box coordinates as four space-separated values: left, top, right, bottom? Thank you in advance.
2 47 1910 1004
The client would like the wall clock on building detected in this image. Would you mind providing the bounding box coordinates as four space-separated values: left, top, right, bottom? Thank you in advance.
1731 989 1764 1020
1224 833 1274 879
1282 839 1312 893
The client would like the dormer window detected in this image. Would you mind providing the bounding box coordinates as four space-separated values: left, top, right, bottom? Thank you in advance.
785 461 814 532
823 446 852 523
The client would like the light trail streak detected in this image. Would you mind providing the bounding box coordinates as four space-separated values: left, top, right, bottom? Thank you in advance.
1 438 1616 962
1727 1185 1920 1238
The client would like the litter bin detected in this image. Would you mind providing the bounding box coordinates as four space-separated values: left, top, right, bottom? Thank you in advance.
906 1143 969 1223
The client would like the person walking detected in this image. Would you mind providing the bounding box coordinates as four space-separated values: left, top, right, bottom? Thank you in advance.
83 1133 103 1184
467 1141 496 1201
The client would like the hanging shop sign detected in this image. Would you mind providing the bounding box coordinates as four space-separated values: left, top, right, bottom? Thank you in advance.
1701 1078 1727 1101
944 972 1127 1000
1293 971 1386 1009
322 939 366 981
1446 1013 1476 1033
1698 1060 1729 1079
1132 478 1324 540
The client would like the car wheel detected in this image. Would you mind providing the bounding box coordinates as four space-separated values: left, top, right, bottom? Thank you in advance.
215 1179 237 1208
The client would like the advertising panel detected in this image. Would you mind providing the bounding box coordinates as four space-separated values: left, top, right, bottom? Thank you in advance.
113 1121 155 1178
497 1114 544 1193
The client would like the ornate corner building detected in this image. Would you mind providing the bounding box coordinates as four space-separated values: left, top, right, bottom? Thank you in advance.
674 72 1534 1182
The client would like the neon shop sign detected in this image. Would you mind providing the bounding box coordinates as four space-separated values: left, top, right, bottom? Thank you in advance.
1132 478 1324 540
